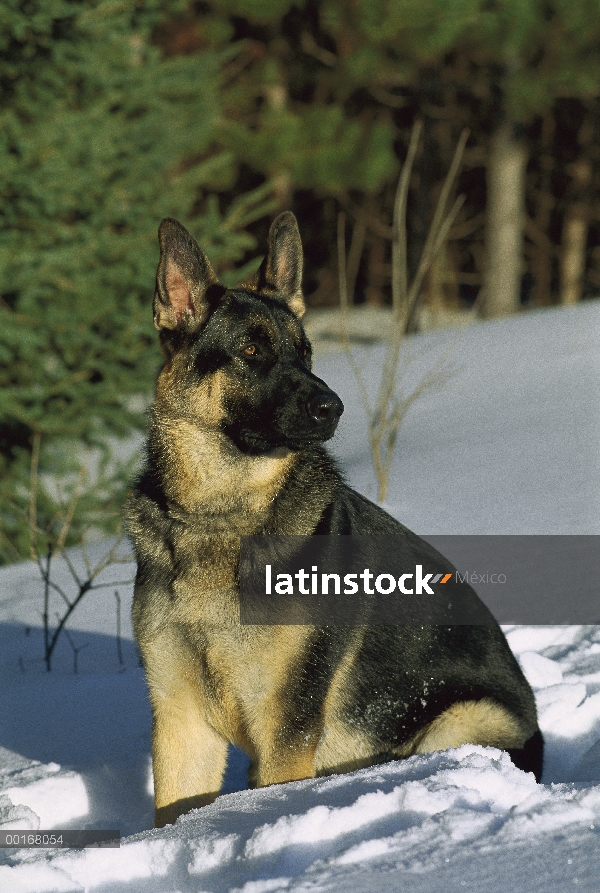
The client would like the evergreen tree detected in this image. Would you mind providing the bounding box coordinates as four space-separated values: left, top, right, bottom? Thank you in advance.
309 0 600 316
0 0 275 562
450 0 600 315
186 1 600 313
344 0 600 316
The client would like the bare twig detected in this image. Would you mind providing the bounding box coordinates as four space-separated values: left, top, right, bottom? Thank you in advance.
28 431 41 560
337 211 350 320
115 590 124 667
300 32 337 67
337 213 373 415
369 86 406 108
62 626 89 675
346 215 367 304
40 537 134 671
403 192 465 333
376 131 468 428
392 120 422 318
32 517 133 672
42 543 51 670
23 429 135 672
338 126 469 503
54 455 90 556
337 196 393 240
403 128 469 327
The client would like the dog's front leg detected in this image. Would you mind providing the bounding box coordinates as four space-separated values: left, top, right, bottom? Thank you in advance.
151 706 228 827
253 736 320 789
150 695 228 827
139 633 229 827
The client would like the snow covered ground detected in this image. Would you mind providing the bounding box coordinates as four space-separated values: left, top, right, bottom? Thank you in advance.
0 300 599 892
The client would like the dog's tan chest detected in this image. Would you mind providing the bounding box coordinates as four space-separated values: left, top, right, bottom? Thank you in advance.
152 416 296 520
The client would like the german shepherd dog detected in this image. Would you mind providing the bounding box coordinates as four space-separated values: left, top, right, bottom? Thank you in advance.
125 212 542 827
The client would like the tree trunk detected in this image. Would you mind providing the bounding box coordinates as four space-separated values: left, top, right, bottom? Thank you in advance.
265 83 293 209
559 157 591 306
529 115 555 307
346 215 366 304
483 122 528 317
560 204 588 305
365 237 385 305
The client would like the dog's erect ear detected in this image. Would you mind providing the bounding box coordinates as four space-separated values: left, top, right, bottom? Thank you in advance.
256 212 305 317
153 218 218 332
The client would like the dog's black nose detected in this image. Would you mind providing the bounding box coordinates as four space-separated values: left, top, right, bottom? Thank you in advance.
307 392 344 426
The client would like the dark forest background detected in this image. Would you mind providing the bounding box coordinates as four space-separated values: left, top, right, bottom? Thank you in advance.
2 0 600 561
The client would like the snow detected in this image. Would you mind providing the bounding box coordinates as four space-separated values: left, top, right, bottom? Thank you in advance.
0 300 599 891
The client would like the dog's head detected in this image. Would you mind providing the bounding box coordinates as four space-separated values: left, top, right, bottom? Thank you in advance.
152 212 343 454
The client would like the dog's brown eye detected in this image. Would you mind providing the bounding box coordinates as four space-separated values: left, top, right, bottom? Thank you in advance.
242 344 257 356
